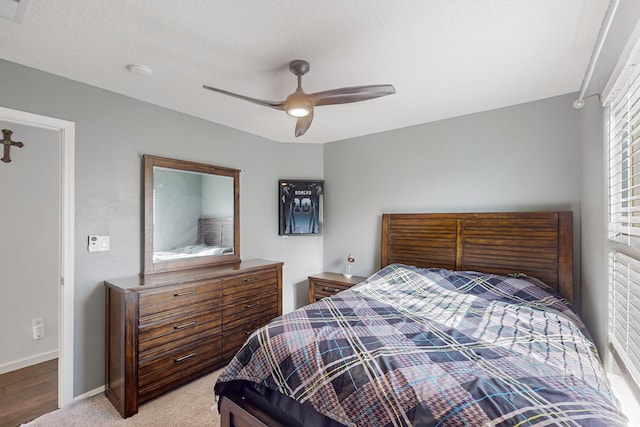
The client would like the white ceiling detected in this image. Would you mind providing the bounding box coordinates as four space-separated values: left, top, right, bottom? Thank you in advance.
0 0 608 143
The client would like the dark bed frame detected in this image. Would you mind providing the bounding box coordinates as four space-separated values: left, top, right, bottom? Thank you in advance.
218 211 574 426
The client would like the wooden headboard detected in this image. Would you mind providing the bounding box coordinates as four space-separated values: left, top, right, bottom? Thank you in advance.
381 211 573 302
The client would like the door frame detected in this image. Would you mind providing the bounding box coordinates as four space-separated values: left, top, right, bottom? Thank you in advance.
0 106 75 407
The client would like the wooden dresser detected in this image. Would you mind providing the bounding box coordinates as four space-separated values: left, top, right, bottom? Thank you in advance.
104 259 283 418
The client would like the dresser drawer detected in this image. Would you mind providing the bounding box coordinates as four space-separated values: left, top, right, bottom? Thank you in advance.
220 269 280 361
138 307 222 353
139 297 221 327
139 326 223 362
223 290 277 332
222 313 276 360
138 336 222 388
222 270 278 303
138 279 222 318
105 260 283 419
223 284 277 310
138 355 221 404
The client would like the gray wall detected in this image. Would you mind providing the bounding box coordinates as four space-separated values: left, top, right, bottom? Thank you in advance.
3 0 640 396
578 0 640 363
320 0 640 362
1 122 60 368
202 174 234 218
323 93 582 288
0 59 324 395
154 168 202 250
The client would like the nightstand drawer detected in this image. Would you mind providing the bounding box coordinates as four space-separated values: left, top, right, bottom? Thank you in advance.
312 280 351 299
308 272 367 303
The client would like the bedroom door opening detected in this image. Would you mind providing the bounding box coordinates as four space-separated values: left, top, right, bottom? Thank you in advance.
0 107 75 415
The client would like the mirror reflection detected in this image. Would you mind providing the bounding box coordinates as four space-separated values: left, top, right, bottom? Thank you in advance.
143 155 240 274
153 167 235 262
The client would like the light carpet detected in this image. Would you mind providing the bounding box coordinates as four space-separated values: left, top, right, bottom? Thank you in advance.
23 369 222 426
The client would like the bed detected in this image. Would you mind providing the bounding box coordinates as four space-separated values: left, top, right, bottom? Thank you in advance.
214 212 627 426
152 217 234 261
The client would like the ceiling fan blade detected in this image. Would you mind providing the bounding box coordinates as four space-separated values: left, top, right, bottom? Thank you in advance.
310 84 395 106
203 85 285 111
295 110 314 137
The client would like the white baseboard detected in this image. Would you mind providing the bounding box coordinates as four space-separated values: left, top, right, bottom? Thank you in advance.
73 384 105 402
0 351 58 375
608 372 640 419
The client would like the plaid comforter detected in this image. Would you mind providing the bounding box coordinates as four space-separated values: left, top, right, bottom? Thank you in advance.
215 264 627 426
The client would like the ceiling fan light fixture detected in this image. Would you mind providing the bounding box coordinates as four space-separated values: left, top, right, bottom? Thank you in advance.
285 95 312 117
203 59 395 137
286 105 311 117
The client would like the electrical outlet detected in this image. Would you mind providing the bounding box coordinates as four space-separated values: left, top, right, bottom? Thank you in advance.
32 318 44 340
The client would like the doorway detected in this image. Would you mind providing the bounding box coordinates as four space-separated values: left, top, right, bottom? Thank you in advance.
0 107 74 415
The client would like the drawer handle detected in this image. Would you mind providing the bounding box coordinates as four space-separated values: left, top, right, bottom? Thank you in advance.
245 301 261 309
322 287 340 293
173 289 196 297
244 277 260 283
173 320 196 330
174 352 196 363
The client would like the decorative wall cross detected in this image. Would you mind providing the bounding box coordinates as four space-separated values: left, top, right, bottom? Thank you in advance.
1 129 24 163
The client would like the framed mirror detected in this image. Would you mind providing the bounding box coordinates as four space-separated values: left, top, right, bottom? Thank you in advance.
143 155 240 274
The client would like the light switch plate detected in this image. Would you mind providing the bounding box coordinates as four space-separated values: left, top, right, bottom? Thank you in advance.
99 236 110 251
88 235 110 252
88 235 99 252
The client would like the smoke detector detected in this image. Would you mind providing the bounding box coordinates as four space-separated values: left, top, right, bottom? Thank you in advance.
126 64 153 77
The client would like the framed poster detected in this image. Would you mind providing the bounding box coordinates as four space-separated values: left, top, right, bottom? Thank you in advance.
279 180 324 235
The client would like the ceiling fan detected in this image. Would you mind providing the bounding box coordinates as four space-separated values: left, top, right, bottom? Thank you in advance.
203 60 395 137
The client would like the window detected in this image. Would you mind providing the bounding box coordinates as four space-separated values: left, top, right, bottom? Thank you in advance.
608 53 640 387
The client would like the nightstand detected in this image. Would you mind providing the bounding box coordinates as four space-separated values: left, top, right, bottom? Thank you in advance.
308 272 367 304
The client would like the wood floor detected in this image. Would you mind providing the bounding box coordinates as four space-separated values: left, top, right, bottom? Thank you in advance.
0 359 58 427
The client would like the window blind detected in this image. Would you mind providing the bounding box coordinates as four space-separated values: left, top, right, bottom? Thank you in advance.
608 55 640 387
